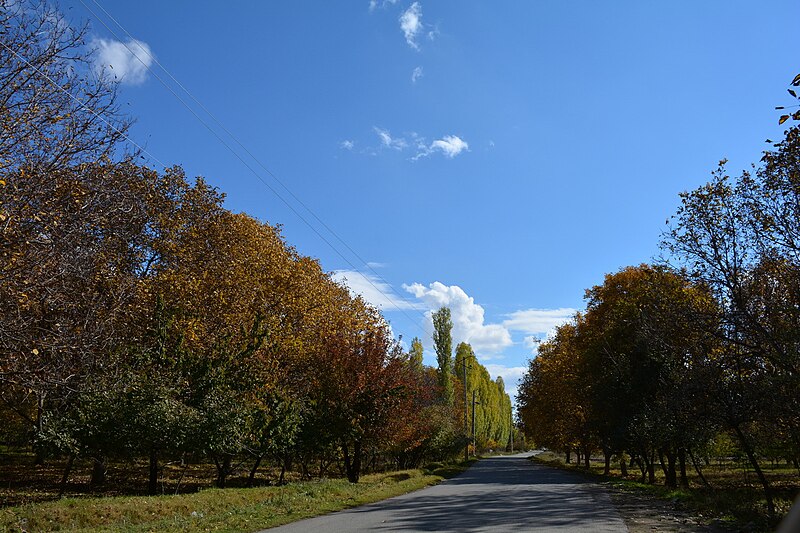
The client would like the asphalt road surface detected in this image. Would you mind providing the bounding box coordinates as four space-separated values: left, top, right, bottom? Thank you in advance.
261 452 627 532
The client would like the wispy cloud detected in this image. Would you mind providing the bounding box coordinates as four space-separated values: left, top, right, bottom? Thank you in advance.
333 270 422 311
93 38 153 85
399 2 423 50
503 308 577 335
369 0 399 11
427 23 440 42
413 135 469 160
411 66 424 83
344 129 469 161
374 127 408 150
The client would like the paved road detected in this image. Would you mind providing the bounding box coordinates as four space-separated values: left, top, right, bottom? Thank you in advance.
261 452 627 532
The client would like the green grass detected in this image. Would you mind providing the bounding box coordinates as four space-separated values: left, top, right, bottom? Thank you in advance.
0 462 473 532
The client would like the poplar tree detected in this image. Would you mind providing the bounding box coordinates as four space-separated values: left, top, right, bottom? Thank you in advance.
432 307 454 406
408 337 424 372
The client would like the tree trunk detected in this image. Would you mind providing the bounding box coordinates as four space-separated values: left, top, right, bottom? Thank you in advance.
33 393 46 466
565 449 571 463
636 455 648 483
248 454 264 487
636 455 646 483
583 447 590 469
280 453 292 484
90 456 106 486
664 449 677 488
215 455 232 488
620 454 628 477
678 448 689 488
603 449 612 475
657 449 669 480
343 440 362 483
647 449 656 484
58 454 75 498
733 424 775 520
148 448 159 495
688 448 710 488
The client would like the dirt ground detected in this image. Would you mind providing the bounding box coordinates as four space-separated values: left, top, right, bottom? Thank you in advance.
605 482 741 533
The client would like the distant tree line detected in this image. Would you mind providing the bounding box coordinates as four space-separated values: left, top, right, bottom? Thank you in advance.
517 115 800 520
0 0 514 494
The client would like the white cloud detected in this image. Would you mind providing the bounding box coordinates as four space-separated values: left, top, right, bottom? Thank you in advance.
411 66 424 83
523 335 539 350
93 38 153 85
374 127 407 150
414 135 469 160
484 364 528 400
431 135 469 158
333 270 422 311
403 281 513 354
347 129 468 161
366 261 387 269
503 308 577 335
399 2 423 50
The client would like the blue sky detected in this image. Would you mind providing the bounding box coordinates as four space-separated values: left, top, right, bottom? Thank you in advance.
64 1 798 398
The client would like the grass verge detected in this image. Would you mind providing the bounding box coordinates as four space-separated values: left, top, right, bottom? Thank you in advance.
0 462 474 532
531 450 793 532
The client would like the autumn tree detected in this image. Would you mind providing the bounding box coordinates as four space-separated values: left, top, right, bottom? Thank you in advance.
517 320 590 463
302 298 417 483
408 337 424 372
0 0 130 173
776 73 800 125
0 1 471 487
0 162 160 465
581 265 718 484
0 0 136 466
662 125 800 516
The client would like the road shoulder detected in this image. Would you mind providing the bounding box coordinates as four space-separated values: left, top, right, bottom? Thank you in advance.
605 481 734 533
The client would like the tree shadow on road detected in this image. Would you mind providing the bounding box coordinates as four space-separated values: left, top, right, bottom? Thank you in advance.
348 456 623 531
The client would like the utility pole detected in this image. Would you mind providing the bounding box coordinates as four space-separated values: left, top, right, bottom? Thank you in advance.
471 390 480 456
463 358 468 462
510 410 514 453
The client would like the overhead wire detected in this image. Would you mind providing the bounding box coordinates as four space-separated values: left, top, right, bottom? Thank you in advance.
0 40 168 170
78 0 431 335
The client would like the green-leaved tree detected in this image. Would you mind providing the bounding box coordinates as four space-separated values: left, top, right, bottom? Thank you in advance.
432 307 454 406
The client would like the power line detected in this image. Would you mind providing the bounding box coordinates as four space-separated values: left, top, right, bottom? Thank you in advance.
80 0 431 334
0 40 167 170
2 32 429 342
